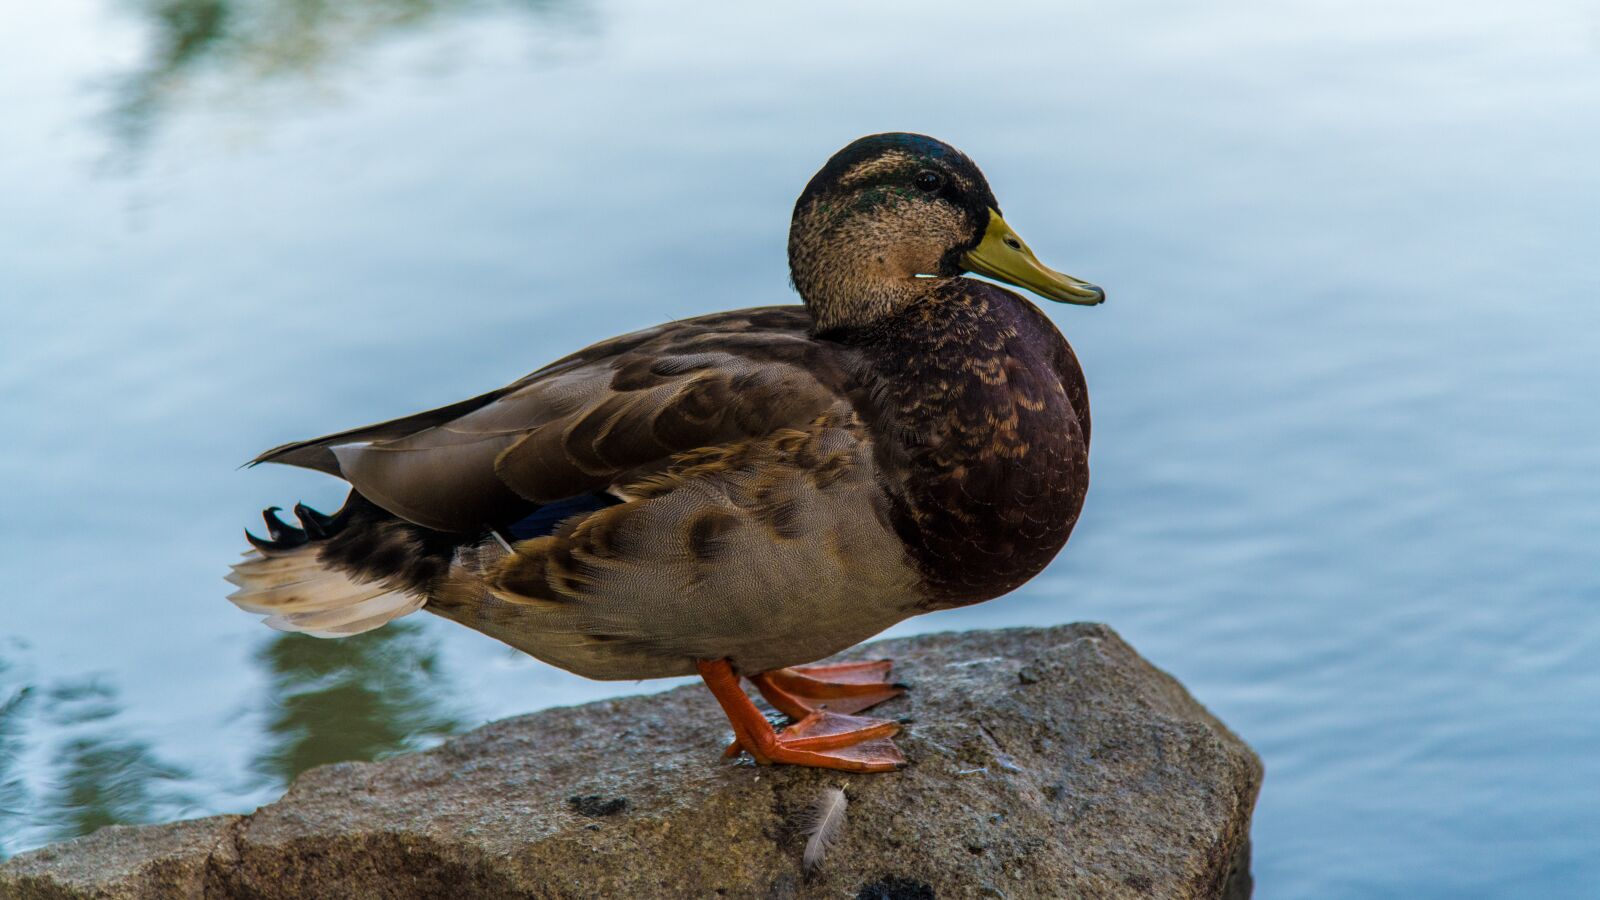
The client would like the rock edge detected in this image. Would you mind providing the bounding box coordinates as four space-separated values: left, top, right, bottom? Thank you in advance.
0 624 1262 899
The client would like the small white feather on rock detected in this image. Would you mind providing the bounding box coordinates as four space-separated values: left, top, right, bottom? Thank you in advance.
801 786 848 874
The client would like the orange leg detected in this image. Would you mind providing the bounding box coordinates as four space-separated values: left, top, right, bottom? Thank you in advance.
697 659 906 773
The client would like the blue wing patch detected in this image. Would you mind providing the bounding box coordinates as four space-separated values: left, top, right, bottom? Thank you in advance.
503 492 623 540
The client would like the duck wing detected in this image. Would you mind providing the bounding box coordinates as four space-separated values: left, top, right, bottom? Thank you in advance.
252 307 853 533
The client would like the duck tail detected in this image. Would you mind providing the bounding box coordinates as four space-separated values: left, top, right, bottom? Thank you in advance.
227 494 436 638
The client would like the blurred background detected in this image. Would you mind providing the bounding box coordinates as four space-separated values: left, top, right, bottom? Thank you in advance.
2 0 1597 894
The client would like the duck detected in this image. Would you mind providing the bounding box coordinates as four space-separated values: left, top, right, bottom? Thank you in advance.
227 133 1103 772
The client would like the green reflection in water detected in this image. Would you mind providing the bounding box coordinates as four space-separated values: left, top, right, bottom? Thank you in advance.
44 736 191 844
110 0 589 151
0 664 195 853
38 676 194 845
40 677 121 727
0 664 28 859
0 624 465 856
253 622 466 788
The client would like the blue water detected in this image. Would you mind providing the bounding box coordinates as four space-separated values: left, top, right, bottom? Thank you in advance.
2 0 1598 894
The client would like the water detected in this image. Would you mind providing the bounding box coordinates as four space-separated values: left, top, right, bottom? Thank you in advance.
2 0 1597 893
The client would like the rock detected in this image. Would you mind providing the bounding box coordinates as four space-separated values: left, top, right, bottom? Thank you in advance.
0 815 241 900
0 624 1263 899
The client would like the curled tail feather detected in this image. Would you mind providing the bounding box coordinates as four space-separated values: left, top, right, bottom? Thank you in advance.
228 503 426 638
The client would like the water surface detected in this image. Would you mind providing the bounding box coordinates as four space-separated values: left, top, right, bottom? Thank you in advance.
2 1 1598 895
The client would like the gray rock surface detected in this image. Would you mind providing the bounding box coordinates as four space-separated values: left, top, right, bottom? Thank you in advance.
0 624 1262 899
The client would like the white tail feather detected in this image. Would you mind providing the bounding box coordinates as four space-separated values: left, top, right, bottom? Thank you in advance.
291 596 428 638
226 573 394 614
261 587 403 630
223 559 323 589
228 548 424 638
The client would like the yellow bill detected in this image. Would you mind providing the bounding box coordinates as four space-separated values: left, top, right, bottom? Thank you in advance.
962 209 1104 305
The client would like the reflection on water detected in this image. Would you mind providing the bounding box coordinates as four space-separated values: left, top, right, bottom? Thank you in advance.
0 663 194 858
45 736 191 844
41 678 121 728
37 678 192 843
0 626 462 856
0 665 27 848
109 0 587 151
253 624 464 788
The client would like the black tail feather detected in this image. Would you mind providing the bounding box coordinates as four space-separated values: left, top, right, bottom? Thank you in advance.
243 492 461 595
245 527 302 554
294 502 335 540
245 503 335 554
264 506 304 542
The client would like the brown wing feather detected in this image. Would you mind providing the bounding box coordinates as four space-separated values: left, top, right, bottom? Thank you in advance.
493 343 840 502
250 388 514 476
255 306 855 533
425 409 922 680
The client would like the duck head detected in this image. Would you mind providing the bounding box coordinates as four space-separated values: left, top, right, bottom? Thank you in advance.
789 133 1104 334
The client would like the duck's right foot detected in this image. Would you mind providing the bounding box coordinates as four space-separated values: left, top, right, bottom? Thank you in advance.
697 658 906 773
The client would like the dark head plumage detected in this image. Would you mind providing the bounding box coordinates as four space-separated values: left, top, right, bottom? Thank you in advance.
788 133 1100 335
794 133 1000 224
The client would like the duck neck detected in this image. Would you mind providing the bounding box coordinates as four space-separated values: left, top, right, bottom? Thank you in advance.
788 201 946 333
794 268 937 335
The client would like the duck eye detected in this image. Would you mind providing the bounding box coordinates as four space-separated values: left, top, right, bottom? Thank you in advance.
913 170 943 193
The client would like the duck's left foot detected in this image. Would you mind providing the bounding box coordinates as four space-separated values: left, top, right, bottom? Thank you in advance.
756 660 906 717
697 659 907 773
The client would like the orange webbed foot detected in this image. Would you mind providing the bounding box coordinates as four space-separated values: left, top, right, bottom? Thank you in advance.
758 660 907 717
698 659 907 773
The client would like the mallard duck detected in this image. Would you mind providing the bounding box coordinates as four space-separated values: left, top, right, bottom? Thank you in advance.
227 133 1102 772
